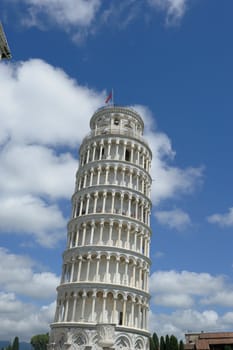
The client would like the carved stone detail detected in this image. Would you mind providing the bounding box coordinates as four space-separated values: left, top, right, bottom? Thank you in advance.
97 324 115 347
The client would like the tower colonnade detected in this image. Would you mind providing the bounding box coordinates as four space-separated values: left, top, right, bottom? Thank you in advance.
72 189 151 227
76 163 151 197
79 136 151 172
49 106 153 350
66 218 151 257
61 250 150 291
54 288 149 329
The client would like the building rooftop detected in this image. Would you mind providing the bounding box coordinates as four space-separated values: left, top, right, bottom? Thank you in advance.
185 332 233 350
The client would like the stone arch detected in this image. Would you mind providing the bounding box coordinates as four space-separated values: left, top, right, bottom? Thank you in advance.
96 289 103 297
119 253 127 261
115 334 132 349
142 260 147 269
128 255 136 265
118 256 126 284
135 337 145 349
96 290 104 322
125 294 133 326
106 291 114 320
71 330 88 350
116 293 124 325
109 254 117 283
55 333 66 350
100 252 108 259
90 333 98 347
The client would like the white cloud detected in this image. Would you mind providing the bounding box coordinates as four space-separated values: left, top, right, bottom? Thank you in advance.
155 208 191 230
149 308 233 340
0 195 66 247
0 144 77 199
0 292 25 313
134 105 203 205
222 312 233 325
155 293 194 308
201 291 233 308
0 248 58 340
150 270 225 295
0 59 103 245
5 0 194 41
0 59 102 147
100 1 142 30
17 0 101 28
0 292 55 341
207 207 233 228
150 270 233 308
0 248 59 298
149 270 233 337
153 251 165 258
152 164 202 204
148 0 189 25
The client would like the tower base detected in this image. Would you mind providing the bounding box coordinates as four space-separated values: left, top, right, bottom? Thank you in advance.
49 323 150 350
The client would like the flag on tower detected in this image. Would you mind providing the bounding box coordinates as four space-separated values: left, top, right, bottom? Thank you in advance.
105 90 113 104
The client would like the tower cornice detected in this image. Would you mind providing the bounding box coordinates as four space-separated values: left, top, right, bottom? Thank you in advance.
90 106 145 131
62 245 151 265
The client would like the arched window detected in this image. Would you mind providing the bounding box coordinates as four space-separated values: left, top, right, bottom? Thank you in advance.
125 148 131 161
114 118 120 126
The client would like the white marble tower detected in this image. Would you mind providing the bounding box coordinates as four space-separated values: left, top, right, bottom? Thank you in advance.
49 105 152 350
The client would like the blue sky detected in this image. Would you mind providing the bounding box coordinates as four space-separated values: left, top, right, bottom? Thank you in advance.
1 0 233 342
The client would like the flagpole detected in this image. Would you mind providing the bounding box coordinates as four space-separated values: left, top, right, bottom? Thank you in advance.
112 88 114 106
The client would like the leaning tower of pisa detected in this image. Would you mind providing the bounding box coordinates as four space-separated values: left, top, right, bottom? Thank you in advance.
49 105 152 350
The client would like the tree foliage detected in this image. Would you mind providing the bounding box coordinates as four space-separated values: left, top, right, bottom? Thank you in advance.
150 337 156 350
160 336 166 350
179 340 184 350
150 333 184 350
12 337 19 350
152 332 159 350
30 334 49 350
170 335 178 350
165 334 171 350
150 333 160 350
3 337 19 350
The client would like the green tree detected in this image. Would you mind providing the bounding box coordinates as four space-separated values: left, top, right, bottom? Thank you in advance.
150 337 156 350
12 337 19 350
170 335 178 350
150 333 160 350
160 336 166 350
165 335 170 350
179 340 184 350
31 333 49 350
152 332 160 350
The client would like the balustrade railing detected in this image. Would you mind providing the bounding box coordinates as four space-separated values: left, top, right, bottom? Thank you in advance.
83 126 149 147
